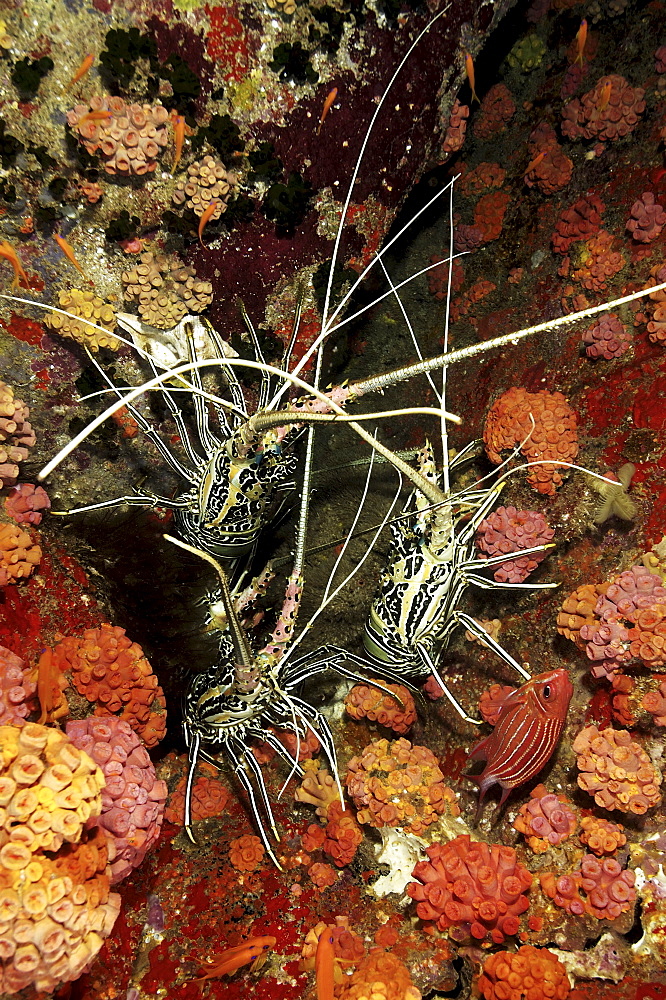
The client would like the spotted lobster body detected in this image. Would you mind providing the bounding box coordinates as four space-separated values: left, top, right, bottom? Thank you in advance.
174 435 299 559
467 668 574 815
364 518 465 675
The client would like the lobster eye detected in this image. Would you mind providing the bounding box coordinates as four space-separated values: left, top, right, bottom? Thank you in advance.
543 684 551 698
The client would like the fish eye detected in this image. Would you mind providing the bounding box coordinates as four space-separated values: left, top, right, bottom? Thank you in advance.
543 684 551 698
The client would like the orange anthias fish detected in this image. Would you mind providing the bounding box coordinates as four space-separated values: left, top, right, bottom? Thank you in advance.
76 109 112 128
467 668 574 820
198 199 221 247
53 234 86 276
317 87 338 135
465 53 479 104
596 80 613 112
171 114 185 174
524 151 545 176
574 19 587 67
315 926 336 1000
66 52 94 89
190 935 276 983
0 241 30 290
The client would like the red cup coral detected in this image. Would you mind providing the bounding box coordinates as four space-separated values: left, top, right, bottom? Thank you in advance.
552 194 604 254
308 861 338 888
473 83 516 138
626 192 666 243
562 74 645 141
66 717 167 884
440 98 469 156
4 484 50 526
346 738 452 836
573 724 662 813
345 680 416 734
478 945 570 1000
407 835 533 944
582 312 632 360
51 625 167 747
483 387 579 495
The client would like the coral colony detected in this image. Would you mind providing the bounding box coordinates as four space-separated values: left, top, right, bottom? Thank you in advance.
6 0 666 997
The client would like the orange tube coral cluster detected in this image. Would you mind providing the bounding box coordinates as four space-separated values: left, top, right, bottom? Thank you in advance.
473 83 516 138
557 582 608 649
0 523 41 585
229 834 265 872
478 945 570 1000
579 816 626 856
0 380 36 489
345 680 416 734
512 784 577 853
51 624 167 747
0 723 120 993
483 387 579 495
338 948 421 1000
540 855 636 919
322 800 363 867
346 738 452 835
67 96 169 175
295 763 341 821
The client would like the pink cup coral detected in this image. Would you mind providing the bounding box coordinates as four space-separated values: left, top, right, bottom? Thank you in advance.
66 717 167 884
476 505 554 583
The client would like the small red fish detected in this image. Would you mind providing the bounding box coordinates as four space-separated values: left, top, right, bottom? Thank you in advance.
465 53 479 105
317 87 338 135
467 668 573 819
596 80 612 112
171 113 185 174
198 199 221 247
0 240 30 290
66 52 94 90
189 935 276 982
76 109 112 128
524 151 545 176
574 19 587 67
53 234 86 275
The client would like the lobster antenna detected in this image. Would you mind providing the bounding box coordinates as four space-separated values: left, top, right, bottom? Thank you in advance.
163 534 253 666
268 5 452 410
37 356 459 486
349 281 666 396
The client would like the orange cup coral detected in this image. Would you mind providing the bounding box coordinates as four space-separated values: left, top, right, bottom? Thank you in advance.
346 738 451 836
345 680 416 734
51 624 167 747
478 945 570 1000
0 523 41 585
229 834 265 872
